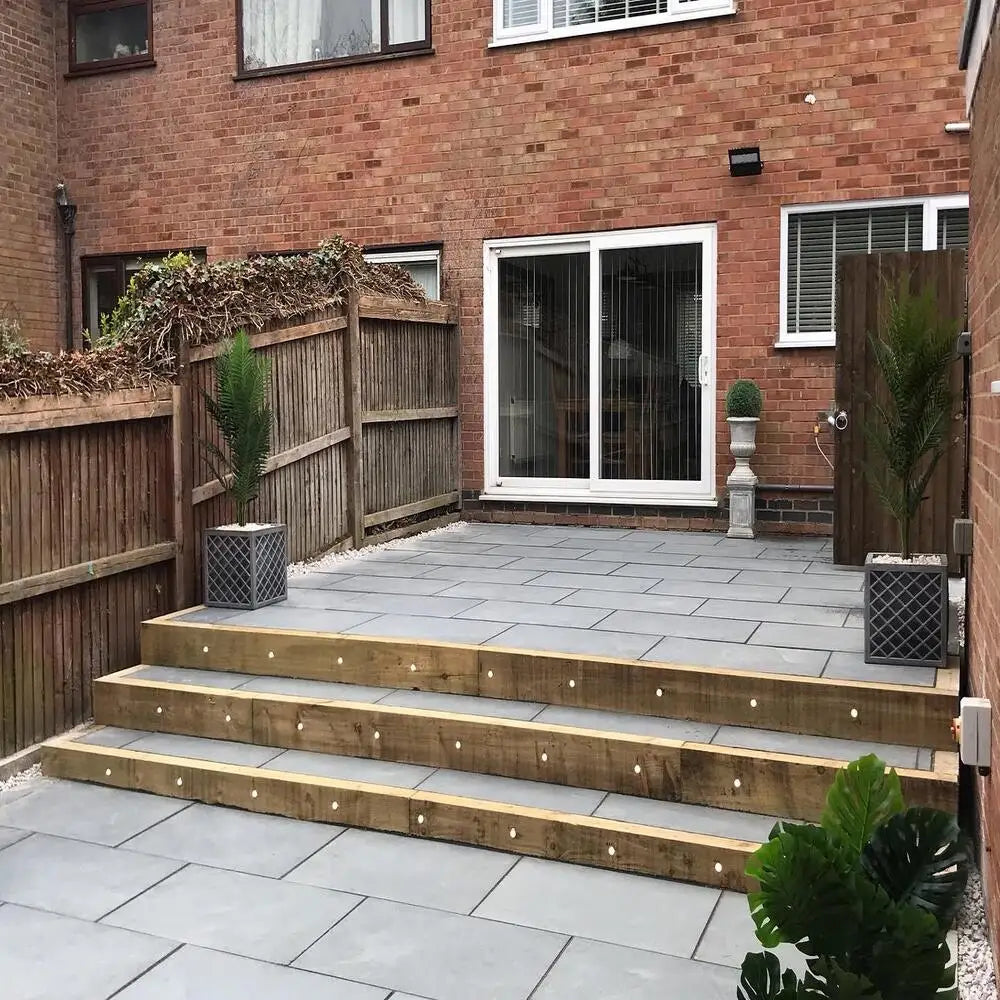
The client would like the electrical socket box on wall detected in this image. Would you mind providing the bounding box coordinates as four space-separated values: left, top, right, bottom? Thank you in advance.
959 697 992 768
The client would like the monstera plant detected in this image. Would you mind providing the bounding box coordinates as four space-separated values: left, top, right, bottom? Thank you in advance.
738 754 968 1000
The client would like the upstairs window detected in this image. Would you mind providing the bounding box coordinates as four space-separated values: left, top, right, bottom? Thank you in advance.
364 248 441 299
494 0 733 45
69 0 152 74
239 0 430 75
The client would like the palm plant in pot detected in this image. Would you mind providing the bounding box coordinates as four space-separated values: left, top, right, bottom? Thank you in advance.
738 754 968 999
726 378 763 539
863 280 957 668
202 330 287 610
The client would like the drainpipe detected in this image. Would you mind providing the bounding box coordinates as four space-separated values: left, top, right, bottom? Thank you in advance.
55 184 77 352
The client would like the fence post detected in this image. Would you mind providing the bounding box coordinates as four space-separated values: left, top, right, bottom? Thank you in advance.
345 292 365 549
171 337 195 607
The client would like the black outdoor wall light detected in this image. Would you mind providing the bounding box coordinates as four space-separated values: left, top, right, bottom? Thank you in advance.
728 146 764 177
55 183 77 351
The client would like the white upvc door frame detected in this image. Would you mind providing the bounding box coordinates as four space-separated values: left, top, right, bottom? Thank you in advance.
482 223 718 506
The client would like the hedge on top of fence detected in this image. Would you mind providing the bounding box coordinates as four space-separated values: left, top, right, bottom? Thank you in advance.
0 236 424 399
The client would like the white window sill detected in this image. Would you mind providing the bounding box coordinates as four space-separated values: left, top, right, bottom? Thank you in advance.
479 490 719 507
774 334 836 349
489 3 736 47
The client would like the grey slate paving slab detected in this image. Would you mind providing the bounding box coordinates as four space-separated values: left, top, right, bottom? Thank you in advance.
689 555 809 573
295 897 566 1000
531 705 718 742
456 599 611 628
236 675 394 701
78 725 146 747
648 579 789 603
324 573 455 595
376 688 546 720
711 725 920 769
123 802 342 877
733 569 862 592
595 609 758 642
484 623 658 659
417 768 607 813
0 778 188 846
594 795 781 843
781 587 865 608
822 651 937 687
558 589 706 615
803 561 865 576
643 636 829 674
104 864 361 964
225 606 378 633
265 749 436 787
178 606 242 623
845 608 864 628
419 564 546 585
750 622 865 653
437 581 576 604
408 550 520 568
532 937 738 999
578 549 695 566
506 556 626 575
130 665 254 689
115 945 390 1000
0 826 28 851
485 543 595 560
343 613 514 643
611 563 738 583
284 571 347 589
287 828 517 913
0 904 176 1000
394 539 501 555
285 588 481 618
125 733 282 768
532 527 633 540
560 535 664 551
475 856 719 957
527 571 654 593
321 560 437 578
695 891 809 973
0 833 182 920
694 598 848 627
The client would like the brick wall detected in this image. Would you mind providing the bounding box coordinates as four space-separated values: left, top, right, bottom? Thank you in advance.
966 2 1000 971
0 2 61 351
53 0 968 499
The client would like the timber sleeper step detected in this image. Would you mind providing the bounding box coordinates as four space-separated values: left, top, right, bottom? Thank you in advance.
42 735 763 891
140 615 960 750
91 667 958 822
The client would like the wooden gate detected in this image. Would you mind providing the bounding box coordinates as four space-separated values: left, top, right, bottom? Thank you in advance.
833 250 967 569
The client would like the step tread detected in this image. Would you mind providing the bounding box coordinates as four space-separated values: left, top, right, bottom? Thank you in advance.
128 664 937 770
71 727 782 843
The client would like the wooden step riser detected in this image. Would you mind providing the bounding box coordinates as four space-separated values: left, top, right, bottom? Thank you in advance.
42 740 756 891
141 617 959 750
94 674 958 822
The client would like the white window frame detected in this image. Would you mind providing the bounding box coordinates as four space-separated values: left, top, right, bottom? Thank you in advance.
482 223 718 506
490 0 734 46
364 248 441 299
777 193 970 349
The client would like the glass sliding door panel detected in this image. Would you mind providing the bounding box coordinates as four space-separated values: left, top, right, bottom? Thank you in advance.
599 243 702 482
497 253 590 478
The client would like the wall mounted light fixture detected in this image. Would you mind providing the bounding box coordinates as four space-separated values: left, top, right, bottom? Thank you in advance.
728 146 764 177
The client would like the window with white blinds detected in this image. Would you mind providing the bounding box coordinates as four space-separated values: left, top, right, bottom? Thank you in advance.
779 195 970 346
495 0 732 41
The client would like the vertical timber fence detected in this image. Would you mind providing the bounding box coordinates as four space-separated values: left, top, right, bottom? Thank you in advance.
0 294 459 754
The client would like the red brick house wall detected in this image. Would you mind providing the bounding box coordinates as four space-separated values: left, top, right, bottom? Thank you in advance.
52 0 968 511
0 2 62 351
966 0 1000 969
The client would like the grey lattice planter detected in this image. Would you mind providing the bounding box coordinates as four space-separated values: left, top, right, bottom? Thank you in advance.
864 553 948 668
204 524 287 610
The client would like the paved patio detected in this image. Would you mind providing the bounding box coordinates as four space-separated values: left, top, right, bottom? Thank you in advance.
185 522 938 686
0 776 806 1000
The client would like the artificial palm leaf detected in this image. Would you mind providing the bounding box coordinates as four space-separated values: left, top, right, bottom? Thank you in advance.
202 330 273 525
861 807 968 928
866 904 957 1000
821 754 904 859
802 958 881 999
738 952 806 1000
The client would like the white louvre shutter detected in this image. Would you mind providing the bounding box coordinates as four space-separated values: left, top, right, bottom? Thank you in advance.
503 0 543 28
937 208 970 249
786 205 922 338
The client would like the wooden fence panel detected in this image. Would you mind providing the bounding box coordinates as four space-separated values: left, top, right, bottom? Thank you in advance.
833 250 967 569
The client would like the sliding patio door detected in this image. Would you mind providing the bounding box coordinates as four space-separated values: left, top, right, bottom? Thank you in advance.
485 224 716 504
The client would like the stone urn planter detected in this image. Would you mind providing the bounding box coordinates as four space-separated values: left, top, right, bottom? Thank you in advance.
725 380 763 539
864 553 948 667
204 523 287 610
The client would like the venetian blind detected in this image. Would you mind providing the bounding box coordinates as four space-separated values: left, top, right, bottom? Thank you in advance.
937 208 970 249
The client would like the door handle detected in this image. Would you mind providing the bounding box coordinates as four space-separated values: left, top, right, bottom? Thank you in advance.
698 354 710 387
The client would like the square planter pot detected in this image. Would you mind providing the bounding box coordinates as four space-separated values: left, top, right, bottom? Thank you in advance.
864 553 948 668
204 523 287 610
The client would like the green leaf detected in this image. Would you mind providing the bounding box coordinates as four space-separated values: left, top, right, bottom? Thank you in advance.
738 952 805 1000
866 904 956 1000
821 755 904 859
862 807 968 929
803 957 882 999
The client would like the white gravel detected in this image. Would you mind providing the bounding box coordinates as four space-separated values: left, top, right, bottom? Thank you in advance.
960 866 997 999
288 519 468 576
871 552 947 565
0 762 40 796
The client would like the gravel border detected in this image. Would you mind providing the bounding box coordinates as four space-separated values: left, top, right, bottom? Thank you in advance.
960 866 998 999
0 762 40 796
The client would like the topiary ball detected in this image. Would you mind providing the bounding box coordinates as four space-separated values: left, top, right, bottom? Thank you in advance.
726 379 763 418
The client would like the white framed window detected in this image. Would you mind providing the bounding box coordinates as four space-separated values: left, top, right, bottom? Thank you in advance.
778 194 969 348
483 223 717 505
491 0 734 46
364 247 441 299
